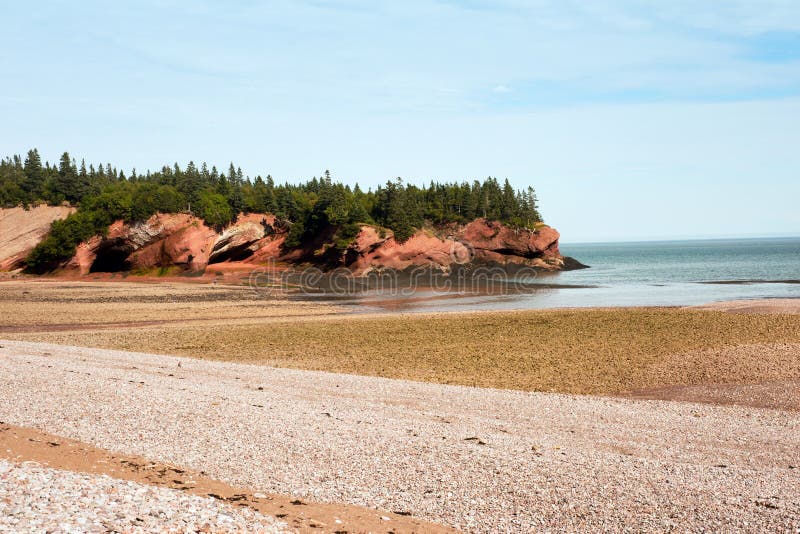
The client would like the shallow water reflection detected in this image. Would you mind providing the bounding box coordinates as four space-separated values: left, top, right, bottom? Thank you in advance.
287 237 800 313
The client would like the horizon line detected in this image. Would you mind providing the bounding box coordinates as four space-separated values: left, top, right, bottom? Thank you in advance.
561 233 800 245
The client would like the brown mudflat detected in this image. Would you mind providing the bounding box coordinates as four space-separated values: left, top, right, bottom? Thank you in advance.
0 422 452 534
620 342 800 410
3 281 800 409
623 380 800 411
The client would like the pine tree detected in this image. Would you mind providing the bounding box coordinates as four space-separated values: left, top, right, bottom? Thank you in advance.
78 159 92 197
178 161 204 207
501 178 517 221
23 149 44 199
229 179 245 215
54 152 80 203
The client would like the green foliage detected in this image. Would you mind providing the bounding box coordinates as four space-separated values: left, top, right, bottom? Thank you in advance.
23 149 44 199
131 183 185 222
3 148 545 271
196 190 234 229
82 185 133 223
333 222 362 251
26 211 106 273
373 178 418 242
284 219 305 249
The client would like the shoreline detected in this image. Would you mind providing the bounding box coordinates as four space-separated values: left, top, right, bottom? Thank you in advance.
2 279 799 401
4 273 800 311
2 277 800 407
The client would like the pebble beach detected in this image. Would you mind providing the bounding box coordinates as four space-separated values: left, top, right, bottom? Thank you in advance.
1 339 798 532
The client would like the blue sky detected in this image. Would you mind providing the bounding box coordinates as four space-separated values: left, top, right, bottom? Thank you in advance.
2 0 799 241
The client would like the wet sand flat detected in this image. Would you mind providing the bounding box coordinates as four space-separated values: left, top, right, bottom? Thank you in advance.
691 298 800 314
3 280 800 402
0 279 341 330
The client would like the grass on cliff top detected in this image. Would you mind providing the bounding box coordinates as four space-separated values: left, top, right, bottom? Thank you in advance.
5 299 800 394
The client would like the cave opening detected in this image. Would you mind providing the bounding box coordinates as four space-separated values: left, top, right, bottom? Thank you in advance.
490 247 542 259
208 244 256 264
89 241 134 272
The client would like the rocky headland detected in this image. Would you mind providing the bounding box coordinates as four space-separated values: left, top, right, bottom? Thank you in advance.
0 207 585 276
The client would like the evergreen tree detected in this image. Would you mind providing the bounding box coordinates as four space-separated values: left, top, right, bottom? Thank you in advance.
501 178 517 221
54 152 80 203
23 149 44 199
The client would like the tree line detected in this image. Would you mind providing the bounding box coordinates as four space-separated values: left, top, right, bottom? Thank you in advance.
1 149 543 271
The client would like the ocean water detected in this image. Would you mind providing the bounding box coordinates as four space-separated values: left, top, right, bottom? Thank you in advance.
319 237 800 312
554 237 800 306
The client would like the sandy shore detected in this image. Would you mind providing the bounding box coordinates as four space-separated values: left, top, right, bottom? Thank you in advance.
1 340 798 532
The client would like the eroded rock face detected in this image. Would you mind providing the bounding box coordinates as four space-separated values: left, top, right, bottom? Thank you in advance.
67 214 217 274
60 214 568 275
460 219 560 260
209 214 276 263
345 229 470 273
343 218 564 273
68 236 103 275
0 205 75 271
128 220 217 272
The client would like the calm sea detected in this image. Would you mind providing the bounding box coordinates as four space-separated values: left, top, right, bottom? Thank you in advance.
321 237 800 312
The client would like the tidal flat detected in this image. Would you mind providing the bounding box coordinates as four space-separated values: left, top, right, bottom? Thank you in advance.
2 279 800 405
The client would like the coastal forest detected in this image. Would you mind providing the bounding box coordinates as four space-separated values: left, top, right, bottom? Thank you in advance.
0 149 542 270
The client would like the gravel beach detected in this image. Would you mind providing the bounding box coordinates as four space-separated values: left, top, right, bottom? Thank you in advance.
0 459 287 533
1 339 798 532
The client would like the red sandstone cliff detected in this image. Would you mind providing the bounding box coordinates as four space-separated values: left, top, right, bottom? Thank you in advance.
343 219 563 273
1 209 573 275
65 213 282 275
79 215 565 274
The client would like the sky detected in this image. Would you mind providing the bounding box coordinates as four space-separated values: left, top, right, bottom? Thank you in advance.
2 0 799 242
